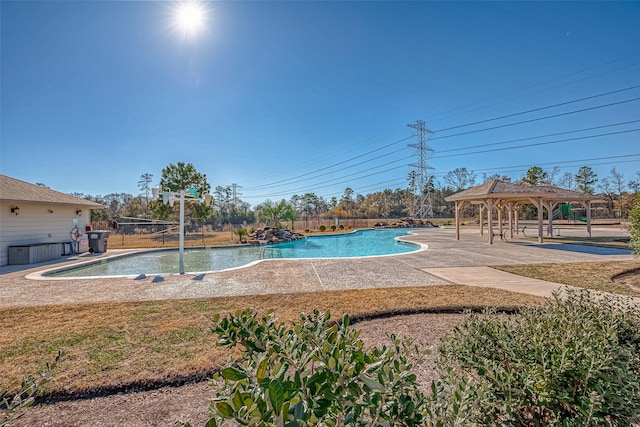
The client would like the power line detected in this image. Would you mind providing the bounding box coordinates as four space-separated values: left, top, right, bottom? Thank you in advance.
247 146 410 191
433 128 640 159
240 80 640 201
425 54 640 123
241 125 638 200
325 156 640 200
431 97 640 141
242 128 639 200
434 85 640 133
244 153 639 201
448 154 640 176
347 155 640 198
243 89 640 194
250 149 640 201
244 125 408 185
251 163 411 199
436 119 640 154
245 135 412 190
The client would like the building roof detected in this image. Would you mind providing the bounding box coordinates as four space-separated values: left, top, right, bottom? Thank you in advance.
0 175 104 208
445 180 601 203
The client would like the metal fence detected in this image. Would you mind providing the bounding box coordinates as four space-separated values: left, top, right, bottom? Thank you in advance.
93 217 398 249
92 220 238 249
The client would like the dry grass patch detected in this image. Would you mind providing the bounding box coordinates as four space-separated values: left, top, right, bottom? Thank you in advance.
494 260 640 296
0 285 542 397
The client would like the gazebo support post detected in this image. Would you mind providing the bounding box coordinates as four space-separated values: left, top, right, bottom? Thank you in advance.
529 197 544 243
515 204 520 234
454 201 461 240
537 199 544 243
479 204 484 236
586 200 592 237
546 201 559 237
507 201 514 238
497 202 503 237
485 199 495 244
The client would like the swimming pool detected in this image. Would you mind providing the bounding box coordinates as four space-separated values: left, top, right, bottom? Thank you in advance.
47 228 422 277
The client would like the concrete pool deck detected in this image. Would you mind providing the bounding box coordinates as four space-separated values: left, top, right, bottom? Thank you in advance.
0 227 635 308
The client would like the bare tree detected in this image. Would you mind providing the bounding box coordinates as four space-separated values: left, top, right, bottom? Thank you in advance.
482 173 511 183
609 167 625 219
629 171 640 193
599 176 615 216
443 167 476 192
559 171 574 190
547 166 561 186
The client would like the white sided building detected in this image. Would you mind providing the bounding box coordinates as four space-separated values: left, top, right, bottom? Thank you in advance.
0 174 104 267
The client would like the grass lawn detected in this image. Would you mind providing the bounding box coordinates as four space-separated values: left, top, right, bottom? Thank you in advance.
1 259 638 399
1 286 541 397
495 260 640 296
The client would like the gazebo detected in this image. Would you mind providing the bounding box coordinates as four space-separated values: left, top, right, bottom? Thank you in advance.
445 180 600 244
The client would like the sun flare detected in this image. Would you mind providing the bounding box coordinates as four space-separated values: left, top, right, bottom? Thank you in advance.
173 2 207 39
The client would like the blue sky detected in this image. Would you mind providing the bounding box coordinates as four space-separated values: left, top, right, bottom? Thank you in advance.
2 1 639 205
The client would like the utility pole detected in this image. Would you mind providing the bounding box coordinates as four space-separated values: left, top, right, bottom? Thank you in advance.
407 120 435 218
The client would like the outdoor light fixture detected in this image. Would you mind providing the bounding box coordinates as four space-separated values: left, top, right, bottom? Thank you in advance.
76 209 83 216
10 206 20 216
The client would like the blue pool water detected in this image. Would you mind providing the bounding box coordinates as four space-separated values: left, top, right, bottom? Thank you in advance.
48 228 420 277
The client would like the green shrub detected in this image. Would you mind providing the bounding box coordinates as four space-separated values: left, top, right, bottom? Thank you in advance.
339 224 345 230
208 309 427 426
318 225 326 232
304 228 310 233
234 227 248 243
436 288 640 426
199 289 640 426
1 352 61 427
330 225 336 231
630 198 640 256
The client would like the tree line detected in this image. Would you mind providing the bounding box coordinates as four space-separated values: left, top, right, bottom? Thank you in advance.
74 162 639 227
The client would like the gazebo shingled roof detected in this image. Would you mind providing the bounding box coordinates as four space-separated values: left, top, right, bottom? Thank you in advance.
444 179 600 244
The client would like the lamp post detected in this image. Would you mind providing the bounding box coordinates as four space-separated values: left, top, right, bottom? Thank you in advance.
152 187 211 275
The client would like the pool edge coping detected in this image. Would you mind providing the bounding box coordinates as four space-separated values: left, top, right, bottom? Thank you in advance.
26 230 430 280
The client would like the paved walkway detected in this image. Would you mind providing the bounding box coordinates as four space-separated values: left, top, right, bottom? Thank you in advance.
0 227 635 308
424 266 576 298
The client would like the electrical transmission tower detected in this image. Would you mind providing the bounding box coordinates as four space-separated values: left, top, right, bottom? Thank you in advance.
407 120 435 218
232 183 243 205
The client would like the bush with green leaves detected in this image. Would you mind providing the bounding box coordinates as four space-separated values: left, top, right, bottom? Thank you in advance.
234 227 248 243
1 351 61 427
207 309 428 426
629 198 640 255
437 288 640 426
204 289 640 426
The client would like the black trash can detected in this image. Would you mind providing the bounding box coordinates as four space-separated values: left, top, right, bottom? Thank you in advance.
88 230 111 253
